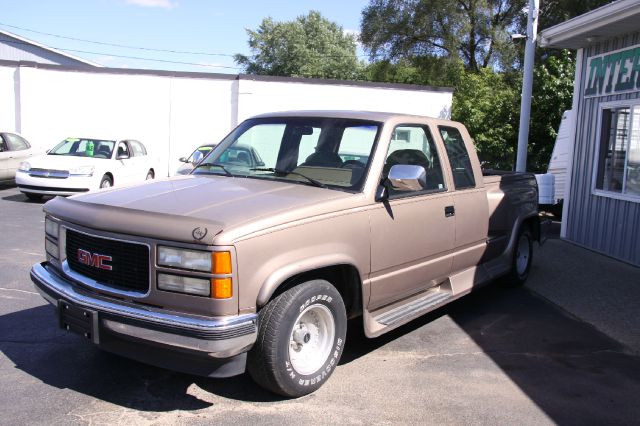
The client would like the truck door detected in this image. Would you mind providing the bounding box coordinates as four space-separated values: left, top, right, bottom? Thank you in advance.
436 125 489 276
369 125 455 310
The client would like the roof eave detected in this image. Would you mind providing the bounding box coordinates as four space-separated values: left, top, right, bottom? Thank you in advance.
539 0 640 49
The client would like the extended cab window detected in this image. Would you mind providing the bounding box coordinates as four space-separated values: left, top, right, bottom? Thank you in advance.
439 126 476 189
383 125 445 197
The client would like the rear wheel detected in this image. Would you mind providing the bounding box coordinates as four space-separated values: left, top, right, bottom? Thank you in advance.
247 280 347 397
146 170 154 180
99 175 113 189
502 228 533 287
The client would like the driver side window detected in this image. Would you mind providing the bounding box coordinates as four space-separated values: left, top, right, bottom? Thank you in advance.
383 125 446 197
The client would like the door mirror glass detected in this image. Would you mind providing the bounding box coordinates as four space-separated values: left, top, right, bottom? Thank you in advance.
388 164 427 191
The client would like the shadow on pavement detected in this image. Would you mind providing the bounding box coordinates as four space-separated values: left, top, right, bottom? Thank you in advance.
342 283 640 424
2 283 639 420
0 304 283 410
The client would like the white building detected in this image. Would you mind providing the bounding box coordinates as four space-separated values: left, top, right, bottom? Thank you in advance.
0 31 453 176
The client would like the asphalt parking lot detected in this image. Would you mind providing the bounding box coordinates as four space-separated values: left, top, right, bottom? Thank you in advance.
1 184 640 425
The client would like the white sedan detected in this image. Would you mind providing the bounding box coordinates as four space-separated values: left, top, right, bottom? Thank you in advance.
16 137 156 201
0 132 42 184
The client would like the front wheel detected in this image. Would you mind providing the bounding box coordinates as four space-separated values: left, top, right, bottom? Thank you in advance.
247 280 347 397
146 170 154 180
99 175 113 189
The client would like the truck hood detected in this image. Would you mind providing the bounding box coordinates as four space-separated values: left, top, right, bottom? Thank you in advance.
43 175 357 245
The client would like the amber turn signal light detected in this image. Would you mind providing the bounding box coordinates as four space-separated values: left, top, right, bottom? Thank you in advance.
212 251 232 274
211 278 232 299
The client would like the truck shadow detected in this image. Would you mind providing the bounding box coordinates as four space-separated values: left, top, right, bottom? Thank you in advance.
2 279 640 417
0 304 282 411
339 273 640 424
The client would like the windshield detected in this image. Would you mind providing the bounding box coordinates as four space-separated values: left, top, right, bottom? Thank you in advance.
49 138 115 158
193 117 381 191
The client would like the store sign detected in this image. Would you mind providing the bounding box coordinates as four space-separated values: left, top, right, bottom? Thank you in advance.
584 44 640 98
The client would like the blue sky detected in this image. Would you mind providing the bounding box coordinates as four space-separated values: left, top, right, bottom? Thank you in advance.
0 0 370 73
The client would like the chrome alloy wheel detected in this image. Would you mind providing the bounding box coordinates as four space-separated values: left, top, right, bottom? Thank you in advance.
289 304 335 376
515 234 531 276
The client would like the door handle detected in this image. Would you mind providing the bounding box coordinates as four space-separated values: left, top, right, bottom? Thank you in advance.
445 205 455 217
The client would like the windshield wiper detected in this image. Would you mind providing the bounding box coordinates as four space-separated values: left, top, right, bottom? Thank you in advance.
250 168 327 189
192 163 233 177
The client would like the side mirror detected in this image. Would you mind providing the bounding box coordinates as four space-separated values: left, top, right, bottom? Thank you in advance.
388 164 426 191
375 184 388 202
117 154 129 160
179 156 188 163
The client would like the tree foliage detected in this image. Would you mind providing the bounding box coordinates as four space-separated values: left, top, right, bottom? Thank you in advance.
234 11 362 79
451 68 521 169
451 50 575 172
360 0 526 72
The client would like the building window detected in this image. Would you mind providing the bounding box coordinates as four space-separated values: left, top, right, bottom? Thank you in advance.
595 106 640 197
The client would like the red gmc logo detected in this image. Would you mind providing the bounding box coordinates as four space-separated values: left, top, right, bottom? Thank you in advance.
77 248 113 271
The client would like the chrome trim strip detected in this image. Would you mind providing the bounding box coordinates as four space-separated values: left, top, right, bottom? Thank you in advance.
28 169 69 179
31 262 257 341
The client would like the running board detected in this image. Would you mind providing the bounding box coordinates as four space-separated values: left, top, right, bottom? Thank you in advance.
373 290 453 326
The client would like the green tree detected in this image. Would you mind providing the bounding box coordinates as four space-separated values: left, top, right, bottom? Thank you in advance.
360 0 526 72
528 50 575 172
360 56 464 87
234 11 362 79
451 68 521 169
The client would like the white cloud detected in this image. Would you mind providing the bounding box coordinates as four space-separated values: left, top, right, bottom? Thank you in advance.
124 0 175 9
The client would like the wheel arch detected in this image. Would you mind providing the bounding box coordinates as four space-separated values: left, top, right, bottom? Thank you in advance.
102 172 114 184
257 261 363 320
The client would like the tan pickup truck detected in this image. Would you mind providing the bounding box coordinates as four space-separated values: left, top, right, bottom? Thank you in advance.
31 111 540 397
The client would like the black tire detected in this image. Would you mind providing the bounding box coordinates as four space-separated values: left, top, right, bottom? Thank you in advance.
248 280 347 397
502 228 533 287
146 170 154 180
25 193 43 201
99 175 113 189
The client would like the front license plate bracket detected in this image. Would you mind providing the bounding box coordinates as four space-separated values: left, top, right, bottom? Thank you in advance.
59 300 99 344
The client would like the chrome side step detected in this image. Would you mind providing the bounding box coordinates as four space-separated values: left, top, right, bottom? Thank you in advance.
373 290 453 326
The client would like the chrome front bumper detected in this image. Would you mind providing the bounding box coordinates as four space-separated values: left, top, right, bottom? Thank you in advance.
30 262 258 359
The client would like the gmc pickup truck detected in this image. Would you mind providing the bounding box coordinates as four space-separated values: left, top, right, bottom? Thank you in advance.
31 111 540 397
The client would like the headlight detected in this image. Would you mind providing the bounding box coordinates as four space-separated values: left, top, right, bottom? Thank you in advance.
45 217 59 238
18 161 31 172
157 273 211 296
158 246 212 272
69 165 95 176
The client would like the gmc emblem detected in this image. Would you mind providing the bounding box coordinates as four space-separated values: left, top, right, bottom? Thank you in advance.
77 248 113 271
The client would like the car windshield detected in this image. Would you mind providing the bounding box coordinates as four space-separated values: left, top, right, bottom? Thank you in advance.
193 117 381 191
48 138 115 159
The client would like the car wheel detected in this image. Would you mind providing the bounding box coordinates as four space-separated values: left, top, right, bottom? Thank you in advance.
99 175 113 189
247 280 347 397
146 170 154 180
502 227 533 287
25 193 43 201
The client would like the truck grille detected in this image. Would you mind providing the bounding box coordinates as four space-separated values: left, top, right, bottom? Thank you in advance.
66 229 150 293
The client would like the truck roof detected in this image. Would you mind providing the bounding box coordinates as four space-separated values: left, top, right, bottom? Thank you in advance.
250 110 445 123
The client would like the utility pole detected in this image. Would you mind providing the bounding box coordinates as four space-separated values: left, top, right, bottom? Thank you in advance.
515 0 539 172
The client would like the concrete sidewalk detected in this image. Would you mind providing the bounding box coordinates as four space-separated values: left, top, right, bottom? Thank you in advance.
527 231 640 354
